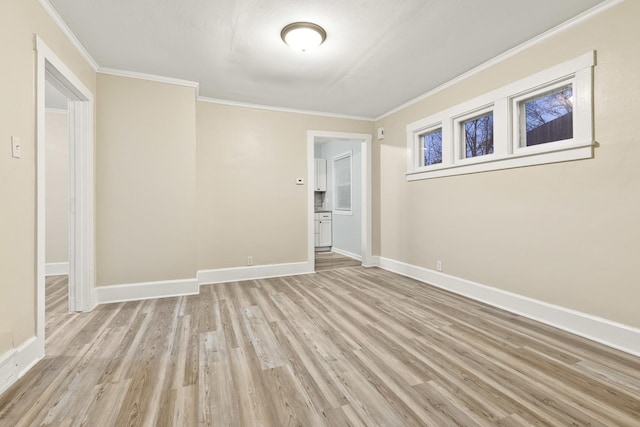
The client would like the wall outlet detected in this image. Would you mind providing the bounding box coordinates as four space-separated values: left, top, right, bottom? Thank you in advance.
247 256 253 266
436 260 442 271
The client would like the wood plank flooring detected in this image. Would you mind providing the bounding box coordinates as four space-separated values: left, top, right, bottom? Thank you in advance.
1 267 639 426
315 251 361 271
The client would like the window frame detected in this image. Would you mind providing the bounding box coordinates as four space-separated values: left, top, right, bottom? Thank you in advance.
414 122 444 169
511 77 575 156
332 150 353 215
406 52 594 181
453 105 496 164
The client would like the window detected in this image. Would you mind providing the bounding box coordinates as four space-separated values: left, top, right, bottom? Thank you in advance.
422 127 442 166
333 151 352 214
406 52 594 180
463 112 494 158
517 83 573 147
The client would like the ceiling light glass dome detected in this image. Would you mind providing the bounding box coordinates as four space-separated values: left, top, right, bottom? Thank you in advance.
281 22 326 53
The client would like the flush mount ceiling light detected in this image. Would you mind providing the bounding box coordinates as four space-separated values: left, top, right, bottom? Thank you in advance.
281 22 326 53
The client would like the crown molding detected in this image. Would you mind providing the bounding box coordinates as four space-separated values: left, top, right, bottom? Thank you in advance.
375 0 624 121
38 0 99 71
98 68 200 90
197 96 374 122
39 0 621 121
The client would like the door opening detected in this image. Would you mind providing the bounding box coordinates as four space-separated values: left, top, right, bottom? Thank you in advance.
43 79 71 329
36 36 95 356
307 131 373 272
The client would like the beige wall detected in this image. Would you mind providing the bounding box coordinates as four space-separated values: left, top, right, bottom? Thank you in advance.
45 110 69 264
0 0 96 355
96 74 197 286
196 102 372 270
374 1 640 328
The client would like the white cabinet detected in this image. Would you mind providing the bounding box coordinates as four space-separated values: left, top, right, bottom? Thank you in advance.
314 212 332 249
314 158 327 192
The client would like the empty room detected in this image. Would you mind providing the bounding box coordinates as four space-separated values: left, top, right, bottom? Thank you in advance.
1 0 639 425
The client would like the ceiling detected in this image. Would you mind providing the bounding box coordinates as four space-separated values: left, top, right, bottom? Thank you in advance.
47 0 605 119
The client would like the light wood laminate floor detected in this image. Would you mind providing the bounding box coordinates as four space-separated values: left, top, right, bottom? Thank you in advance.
1 268 639 426
315 251 361 271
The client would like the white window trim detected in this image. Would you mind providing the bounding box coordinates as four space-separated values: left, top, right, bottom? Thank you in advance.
332 150 353 216
419 125 444 167
511 78 574 153
453 105 498 164
406 51 594 180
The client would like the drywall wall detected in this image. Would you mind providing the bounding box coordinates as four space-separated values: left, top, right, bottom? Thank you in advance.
374 0 640 328
96 74 197 286
0 0 96 356
196 102 372 270
45 110 69 264
318 140 362 257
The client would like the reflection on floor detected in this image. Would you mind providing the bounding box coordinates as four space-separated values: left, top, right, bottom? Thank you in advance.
315 251 361 271
45 275 73 340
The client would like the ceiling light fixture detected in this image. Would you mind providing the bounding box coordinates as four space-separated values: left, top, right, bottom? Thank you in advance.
281 22 326 53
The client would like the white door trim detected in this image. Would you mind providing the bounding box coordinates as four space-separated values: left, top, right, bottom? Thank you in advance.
36 36 96 353
307 131 373 268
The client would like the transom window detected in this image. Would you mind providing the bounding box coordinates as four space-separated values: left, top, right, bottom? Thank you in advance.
463 112 494 158
406 52 594 180
518 83 573 148
422 127 442 166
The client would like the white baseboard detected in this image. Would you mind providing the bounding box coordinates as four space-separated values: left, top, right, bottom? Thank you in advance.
198 261 313 285
361 255 380 268
376 257 640 357
45 262 69 276
96 278 199 304
331 247 362 261
0 337 44 396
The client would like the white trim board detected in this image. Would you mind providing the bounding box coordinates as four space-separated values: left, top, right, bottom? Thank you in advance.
96 279 199 305
198 262 313 285
0 337 43 396
94 261 317 305
45 262 69 276
37 1 99 71
331 248 362 262
198 96 373 122
99 68 200 90
375 257 640 357
37 37 97 314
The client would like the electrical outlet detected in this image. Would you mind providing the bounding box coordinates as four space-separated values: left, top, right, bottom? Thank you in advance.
247 256 253 266
436 260 442 271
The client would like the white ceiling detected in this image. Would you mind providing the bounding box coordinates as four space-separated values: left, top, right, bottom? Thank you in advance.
47 0 605 119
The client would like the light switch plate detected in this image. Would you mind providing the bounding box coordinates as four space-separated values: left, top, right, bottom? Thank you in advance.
377 127 384 140
11 136 21 159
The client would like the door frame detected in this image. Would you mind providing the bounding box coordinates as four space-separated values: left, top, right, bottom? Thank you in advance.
36 36 95 352
307 130 373 268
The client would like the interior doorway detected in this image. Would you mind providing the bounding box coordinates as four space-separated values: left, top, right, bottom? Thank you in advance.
44 80 70 277
43 80 71 337
307 131 373 271
36 37 95 356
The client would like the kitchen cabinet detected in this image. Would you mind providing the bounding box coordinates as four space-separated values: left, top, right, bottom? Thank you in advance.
314 158 327 192
314 212 332 249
